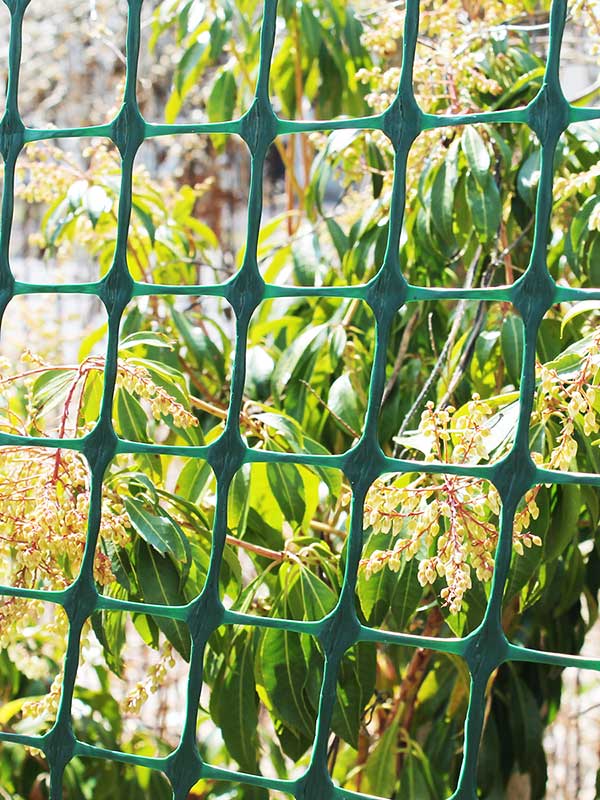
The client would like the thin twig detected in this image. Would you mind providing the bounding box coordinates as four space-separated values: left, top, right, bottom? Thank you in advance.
436 302 487 409
299 379 361 439
435 258 498 409
225 533 285 563
310 519 347 538
392 246 482 453
381 309 420 406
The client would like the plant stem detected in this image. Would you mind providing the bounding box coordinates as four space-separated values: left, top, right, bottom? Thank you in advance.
393 246 481 452
396 606 444 775
225 533 285 562
292 7 311 182
382 309 420 406
309 519 347 538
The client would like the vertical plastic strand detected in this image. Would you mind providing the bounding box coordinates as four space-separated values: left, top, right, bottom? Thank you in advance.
124 0 143 109
4 0 26 124
0 0 26 299
256 0 278 107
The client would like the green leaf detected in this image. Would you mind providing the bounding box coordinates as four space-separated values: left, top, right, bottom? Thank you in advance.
300 3 321 59
554 543 585 616
175 458 213 503
505 542 543 607
119 331 174 351
134 540 191 660
564 197 600 274
258 628 316 739
389 558 423 630
501 314 524 387
132 201 157 245
171 308 226 381
79 322 108 361
327 373 362 436
329 324 347 362
256 412 340 495
398 748 437 799
124 496 187 565
31 369 74 416
0 696 41 726
356 532 394 625
272 323 329 399
245 346 275 401
91 609 126 677
505 488 549 604
364 709 400 796
462 127 491 184
212 631 260 772
559 299 600 335
174 39 208 96
507 669 545 774
228 464 251 537
266 462 305 526
465 173 501 241
588 236 600 285
325 217 349 262
103 539 134 593
517 150 541 210
357 535 422 628
297 566 337 621
545 484 581 561
207 69 237 122
430 147 459 244
491 65 544 110
442 578 488 636
115 389 147 441
331 643 376 749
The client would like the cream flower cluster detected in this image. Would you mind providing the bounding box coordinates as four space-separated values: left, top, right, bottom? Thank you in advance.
360 472 500 614
357 399 543 614
420 397 492 463
120 641 177 715
21 671 64 723
535 330 600 471
0 448 125 591
117 360 198 430
0 600 67 726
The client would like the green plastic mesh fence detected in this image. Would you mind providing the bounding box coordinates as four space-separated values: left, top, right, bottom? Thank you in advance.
0 0 598 797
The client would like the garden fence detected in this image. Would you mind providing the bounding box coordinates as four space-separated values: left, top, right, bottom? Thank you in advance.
0 0 598 797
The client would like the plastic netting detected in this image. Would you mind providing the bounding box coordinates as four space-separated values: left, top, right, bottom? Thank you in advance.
1 0 599 797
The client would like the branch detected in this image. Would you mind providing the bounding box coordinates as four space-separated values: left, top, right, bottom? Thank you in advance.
392 246 481 453
382 309 420 406
436 255 500 410
225 533 285 562
299 379 361 439
396 606 444 774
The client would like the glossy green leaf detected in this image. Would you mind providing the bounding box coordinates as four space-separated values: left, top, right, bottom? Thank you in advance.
207 69 237 122
465 173 501 241
228 464 251 537
364 710 400 796
501 314 525 387
212 631 260 772
258 627 316 739
115 389 147 441
135 541 191 660
327 373 362 436
462 127 491 184
545 484 581 561
266 462 306 526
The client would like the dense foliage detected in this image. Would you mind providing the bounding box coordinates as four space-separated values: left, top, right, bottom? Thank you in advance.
2 1 600 798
